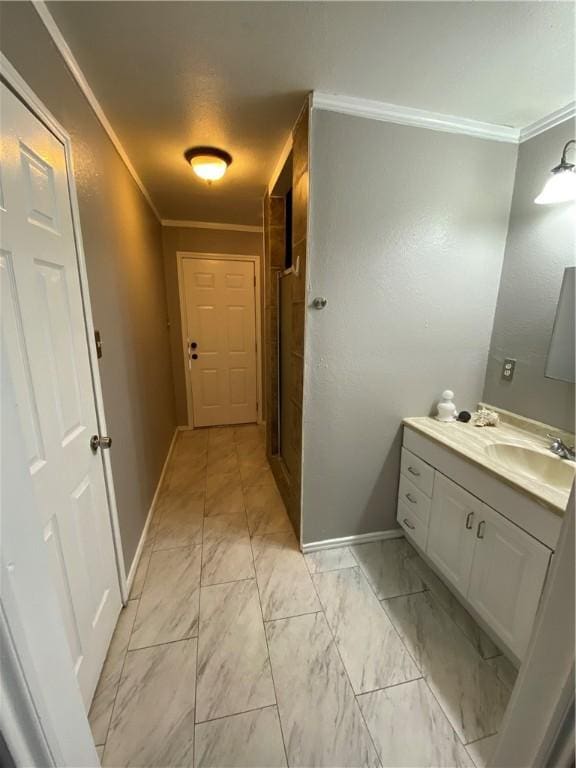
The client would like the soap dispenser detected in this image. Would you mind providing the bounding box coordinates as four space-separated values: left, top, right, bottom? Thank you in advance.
436 390 458 422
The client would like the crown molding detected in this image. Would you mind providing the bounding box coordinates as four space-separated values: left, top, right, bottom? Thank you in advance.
162 219 263 233
33 1 161 221
519 101 576 143
312 91 520 143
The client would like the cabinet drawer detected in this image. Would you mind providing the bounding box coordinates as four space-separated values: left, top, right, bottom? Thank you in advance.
397 500 428 551
400 447 434 497
398 474 431 524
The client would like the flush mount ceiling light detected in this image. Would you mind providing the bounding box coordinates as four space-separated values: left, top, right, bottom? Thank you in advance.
184 146 232 183
535 139 576 205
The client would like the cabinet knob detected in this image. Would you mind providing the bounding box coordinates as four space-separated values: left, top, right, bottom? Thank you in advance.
403 518 416 530
405 493 418 504
407 466 421 477
465 511 474 530
476 520 486 539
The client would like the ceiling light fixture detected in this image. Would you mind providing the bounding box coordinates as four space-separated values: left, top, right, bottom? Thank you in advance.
535 139 576 205
184 146 232 183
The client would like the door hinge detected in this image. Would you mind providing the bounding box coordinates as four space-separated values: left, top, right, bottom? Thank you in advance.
94 330 103 359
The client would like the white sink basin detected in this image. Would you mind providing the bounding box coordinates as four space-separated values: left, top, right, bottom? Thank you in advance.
485 442 575 492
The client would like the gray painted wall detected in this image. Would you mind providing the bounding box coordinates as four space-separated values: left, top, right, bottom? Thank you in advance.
1 2 177 571
303 110 517 544
483 120 576 431
162 226 263 425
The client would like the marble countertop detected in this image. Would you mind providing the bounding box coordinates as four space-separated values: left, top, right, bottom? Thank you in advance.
403 415 574 516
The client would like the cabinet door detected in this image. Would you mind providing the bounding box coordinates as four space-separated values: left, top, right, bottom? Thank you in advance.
426 474 480 595
467 504 551 659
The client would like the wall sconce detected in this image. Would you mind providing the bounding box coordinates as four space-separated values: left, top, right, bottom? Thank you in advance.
535 139 575 205
184 147 232 183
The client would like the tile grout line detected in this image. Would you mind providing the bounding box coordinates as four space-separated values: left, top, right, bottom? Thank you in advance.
354 675 425 699
349 548 425 676
99 431 207 762
401 560 509 668
127 634 199 654
263 609 324 624
195 702 280 727
376 592 460 741
193 555 203 763
194 443 207 742
403 555 506 665
346 546 474 753
305 552 427 699
96 443 176 756
351 545 480 756
201 575 256 589
380 584 499 749
306 560 384 768
243 434 291 768
98 594 140 758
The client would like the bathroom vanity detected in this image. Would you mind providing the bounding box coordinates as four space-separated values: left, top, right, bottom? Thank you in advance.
397 409 574 663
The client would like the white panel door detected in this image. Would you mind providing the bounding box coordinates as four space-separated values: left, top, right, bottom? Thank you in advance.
0 82 121 707
183 257 257 427
467 504 551 659
426 473 479 596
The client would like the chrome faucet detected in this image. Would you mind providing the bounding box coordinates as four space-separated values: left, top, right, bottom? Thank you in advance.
547 434 576 461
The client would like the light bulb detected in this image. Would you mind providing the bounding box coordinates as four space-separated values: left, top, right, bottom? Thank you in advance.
190 155 229 182
535 168 576 205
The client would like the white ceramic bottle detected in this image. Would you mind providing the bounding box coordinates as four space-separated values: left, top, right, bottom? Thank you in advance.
436 390 458 422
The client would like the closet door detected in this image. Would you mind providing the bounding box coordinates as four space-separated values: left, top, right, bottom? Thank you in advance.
1 81 121 707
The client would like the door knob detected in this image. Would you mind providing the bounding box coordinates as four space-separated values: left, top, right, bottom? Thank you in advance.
191 353 198 360
190 341 198 349
90 435 112 452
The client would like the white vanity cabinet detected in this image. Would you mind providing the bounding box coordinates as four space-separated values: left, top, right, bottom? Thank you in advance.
397 435 554 661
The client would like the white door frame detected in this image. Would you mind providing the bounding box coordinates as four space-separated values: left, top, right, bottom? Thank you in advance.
176 250 263 427
0 53 128 601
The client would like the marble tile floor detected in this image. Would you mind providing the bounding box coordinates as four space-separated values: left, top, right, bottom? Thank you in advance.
89 424 518 768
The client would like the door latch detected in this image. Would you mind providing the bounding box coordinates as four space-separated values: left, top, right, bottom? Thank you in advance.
90 435 112 452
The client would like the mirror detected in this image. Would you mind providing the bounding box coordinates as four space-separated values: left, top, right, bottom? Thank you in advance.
546 267 575 384
482 121 575 433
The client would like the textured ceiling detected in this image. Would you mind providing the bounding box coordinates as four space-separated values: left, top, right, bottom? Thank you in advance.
48 1 575 225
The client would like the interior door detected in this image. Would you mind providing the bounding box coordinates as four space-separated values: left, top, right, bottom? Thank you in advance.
182 257 257 427
426 473 479 596
467 503 551 659
0 82 121 707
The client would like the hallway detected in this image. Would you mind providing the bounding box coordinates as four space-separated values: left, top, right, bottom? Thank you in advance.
88 425 517 768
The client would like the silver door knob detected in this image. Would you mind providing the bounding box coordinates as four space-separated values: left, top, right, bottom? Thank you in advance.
312 297 327 309
90 435 112 452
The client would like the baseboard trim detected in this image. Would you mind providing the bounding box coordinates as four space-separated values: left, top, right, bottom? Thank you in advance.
125 427 179 596
301 529 404 553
